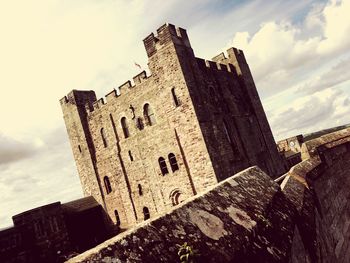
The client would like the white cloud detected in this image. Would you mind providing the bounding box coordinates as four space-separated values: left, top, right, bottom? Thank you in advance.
269 88 350 139
299 57 350 93
228 0 350 98
0 134 38 166
318 0 350 54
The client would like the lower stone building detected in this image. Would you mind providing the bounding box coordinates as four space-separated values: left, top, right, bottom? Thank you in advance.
0 197 111 263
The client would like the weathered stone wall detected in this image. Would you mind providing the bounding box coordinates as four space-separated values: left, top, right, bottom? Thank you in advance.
67 166 296 263
181 50 272 179
212 49 285 177
60 91 104 208
281 128 350 263
60 23 284 231
66 128 350 263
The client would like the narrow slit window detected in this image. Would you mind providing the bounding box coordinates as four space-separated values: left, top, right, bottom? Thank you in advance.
114 210 121 226
168 153 179 172
136 117 144 130
143 207 150 220
128 150 134 161
121 117 130 138
144 104 156 126
34 220 45 237
78 145 82 153
138 184 143 196
104 176 112 194
171 87 180 107
223 121 232 144
223 120 237 151
101 128 107 147
158 157 169 175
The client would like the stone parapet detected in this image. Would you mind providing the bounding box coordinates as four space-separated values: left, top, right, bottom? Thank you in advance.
68 166 296 263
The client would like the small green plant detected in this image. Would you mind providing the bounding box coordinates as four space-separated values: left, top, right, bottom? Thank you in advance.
176 242 199 263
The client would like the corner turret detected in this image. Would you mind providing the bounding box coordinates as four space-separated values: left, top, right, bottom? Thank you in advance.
60 89 106 211
143 23 193 58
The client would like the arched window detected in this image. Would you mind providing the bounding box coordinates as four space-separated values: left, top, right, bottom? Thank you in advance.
138 184 143 196
168 153 179 172
104 176 112 194
114 210 121 226
121 117 130 138
171 87 180 107
170 189 182 206
100 128 107 147
143 207 150 220
158 157 169 175
144 104 156 126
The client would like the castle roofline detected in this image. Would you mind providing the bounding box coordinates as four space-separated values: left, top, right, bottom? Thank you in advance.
12 201 61 220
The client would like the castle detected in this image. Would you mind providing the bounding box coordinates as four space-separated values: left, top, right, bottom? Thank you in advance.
60 23 285 230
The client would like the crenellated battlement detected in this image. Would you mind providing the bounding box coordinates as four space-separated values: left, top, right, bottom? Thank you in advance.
92 98 105 110
60 95 68 105
78 70 151 114
119 80 132 93
212 48 248 76
133 70 147 85
105 89 118 103
143 23 191 58
60 90 97 111
212 48 245 63
195 57 236 74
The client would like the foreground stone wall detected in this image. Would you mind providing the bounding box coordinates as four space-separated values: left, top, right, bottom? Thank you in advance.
67 128 350 262
282 128 350 263
68 166 296 263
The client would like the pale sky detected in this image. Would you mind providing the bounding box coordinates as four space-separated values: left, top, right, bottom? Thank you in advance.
1 0 350 228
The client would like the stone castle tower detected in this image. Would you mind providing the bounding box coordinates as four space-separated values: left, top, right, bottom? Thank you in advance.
60 23 285 229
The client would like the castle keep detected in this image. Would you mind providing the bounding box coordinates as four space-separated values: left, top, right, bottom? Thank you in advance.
60 23 285 230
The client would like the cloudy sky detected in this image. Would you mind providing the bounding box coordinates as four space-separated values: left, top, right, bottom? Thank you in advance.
1 0 350 228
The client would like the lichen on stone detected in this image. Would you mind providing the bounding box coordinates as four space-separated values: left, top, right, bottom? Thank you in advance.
189 209 228 240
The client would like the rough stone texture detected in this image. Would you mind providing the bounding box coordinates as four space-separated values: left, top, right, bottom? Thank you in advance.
281 128 350 263
67 166 296 263
60 23 285 230
65 128 350 263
